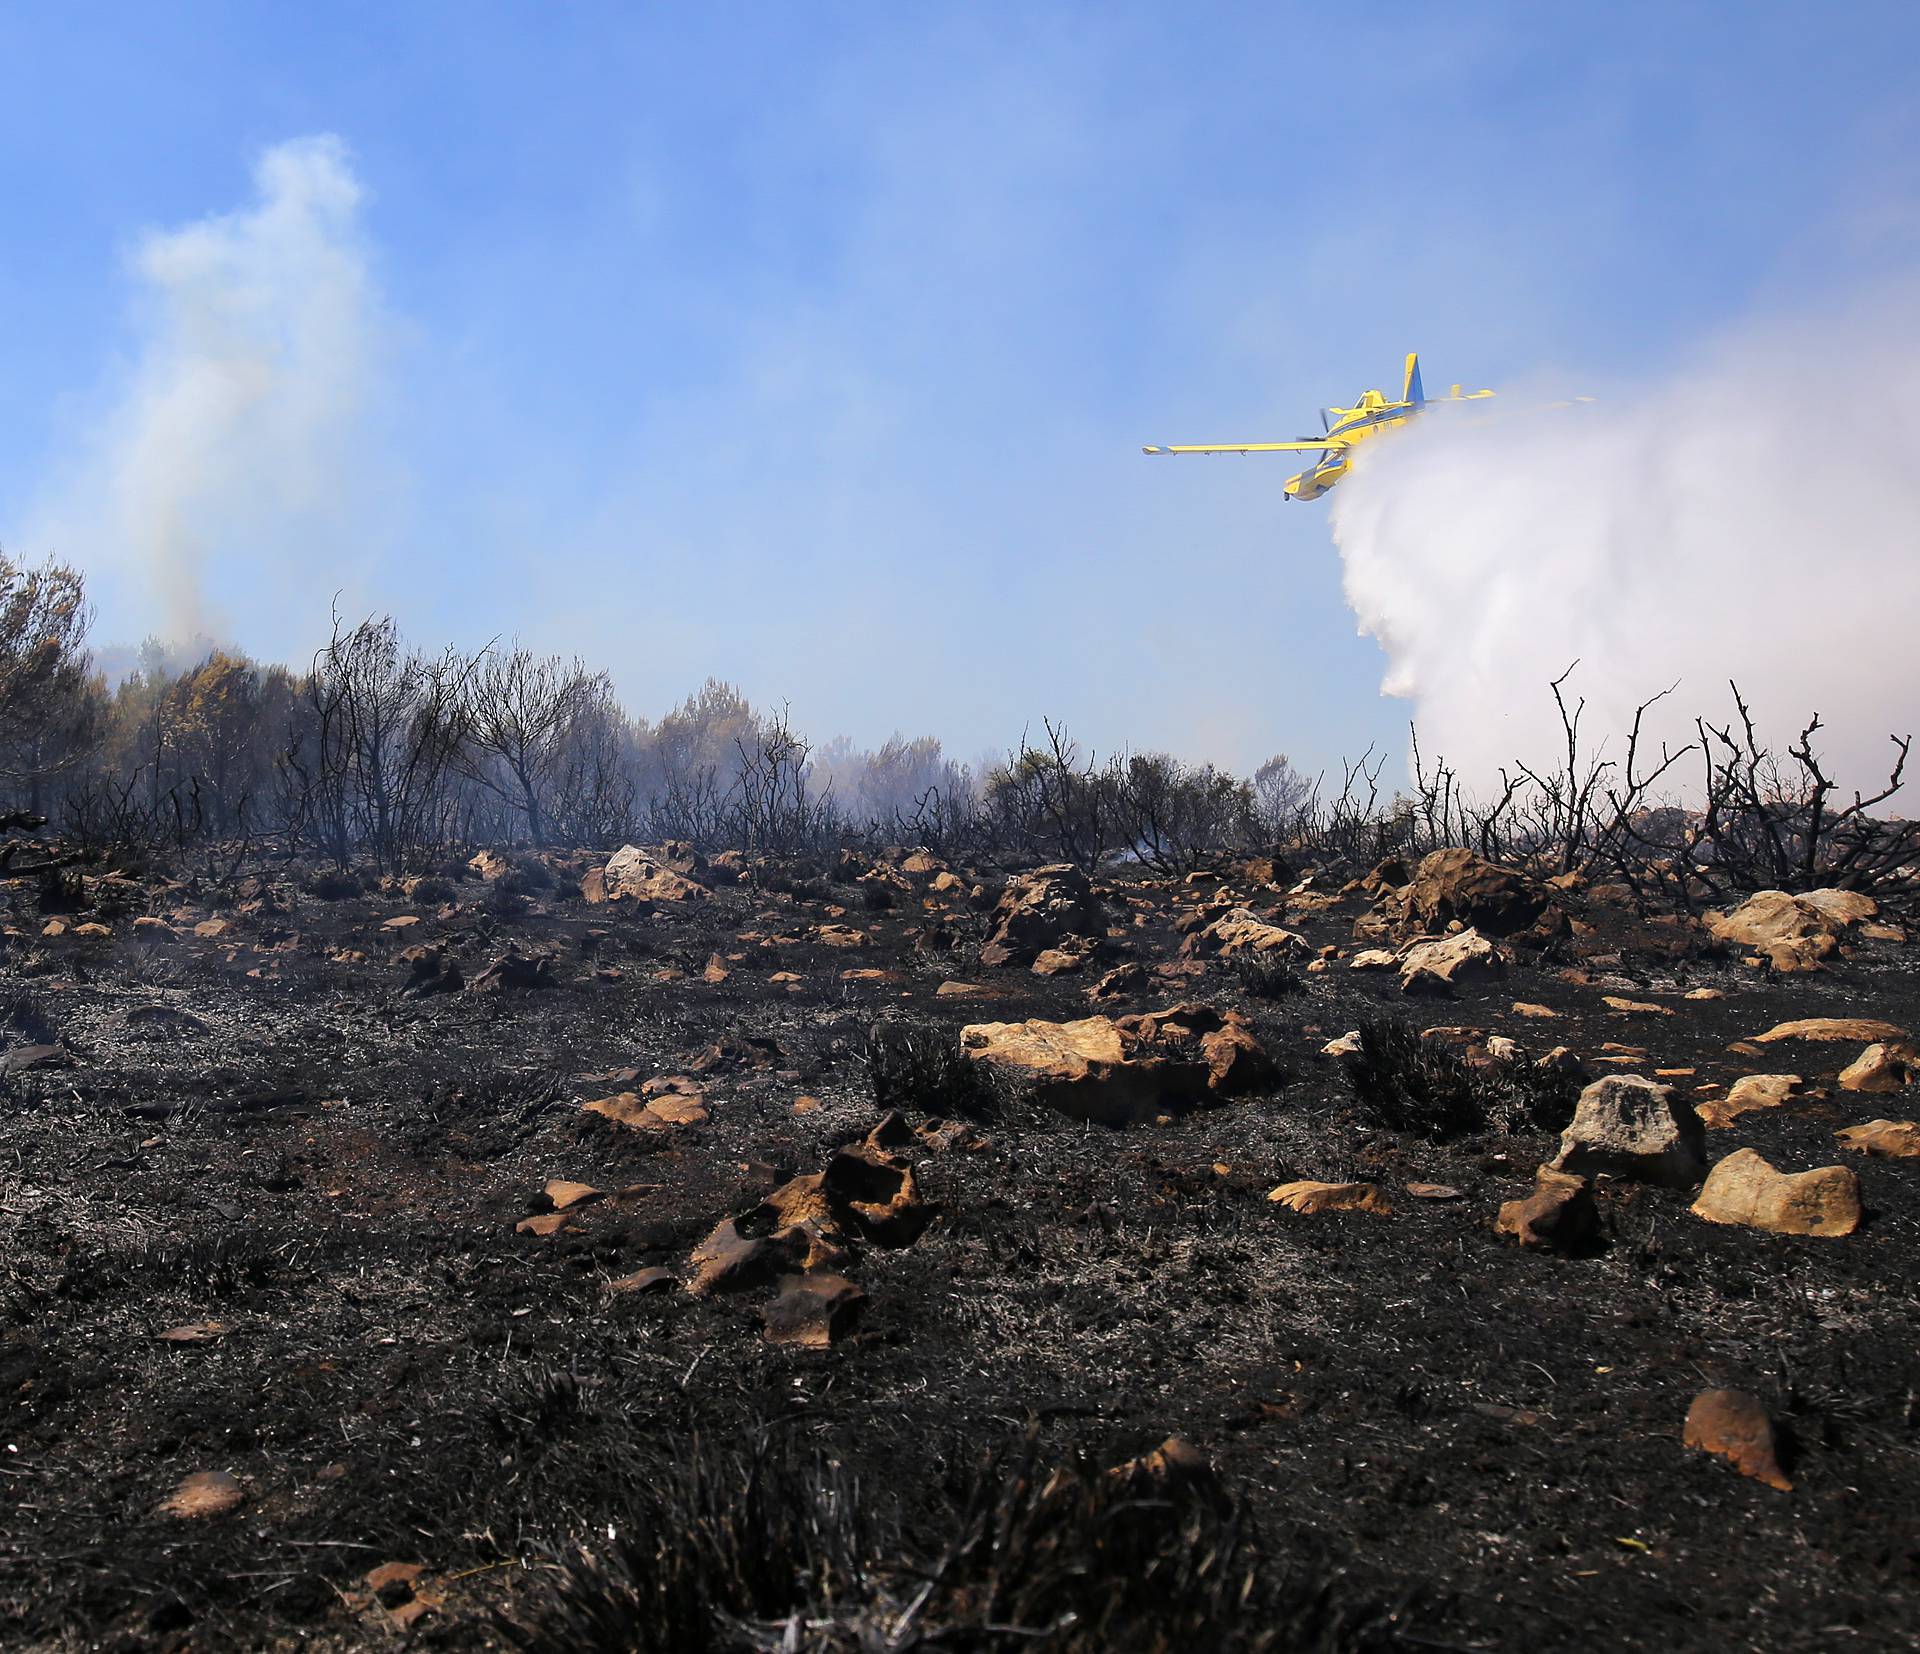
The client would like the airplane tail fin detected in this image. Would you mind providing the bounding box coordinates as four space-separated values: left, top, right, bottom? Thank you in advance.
1403 351 1425 405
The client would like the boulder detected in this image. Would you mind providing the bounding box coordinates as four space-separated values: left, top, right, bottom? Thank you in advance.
1405 847 1548 936
979 865 1102 968
1399 928 1508 995
1835 1119 1920 1159
1683 1389 1792 1490
960 1003 1273 1124
1705 889 1876 973
1691 1148 1862 1236
1549 1075 1706 1188
1838 1042 1916 1094
593 845 712 905
1178 908 1308 961
1495 1168 1598 1251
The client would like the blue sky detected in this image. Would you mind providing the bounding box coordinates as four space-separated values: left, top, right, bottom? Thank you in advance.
2 3 1916 777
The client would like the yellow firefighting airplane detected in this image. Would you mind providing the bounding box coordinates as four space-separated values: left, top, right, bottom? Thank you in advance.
1143 352 1493 501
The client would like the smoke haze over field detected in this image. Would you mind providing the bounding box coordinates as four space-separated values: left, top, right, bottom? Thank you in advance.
28 136 382 646
1329 283 1920 797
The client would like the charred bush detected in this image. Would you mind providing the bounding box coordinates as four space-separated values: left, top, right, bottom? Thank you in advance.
1343 1021 1487 1140
1343 1021 1579 1141
865 1017 1002 1119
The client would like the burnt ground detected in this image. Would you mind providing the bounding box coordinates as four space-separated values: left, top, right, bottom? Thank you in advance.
0 852 1916 1652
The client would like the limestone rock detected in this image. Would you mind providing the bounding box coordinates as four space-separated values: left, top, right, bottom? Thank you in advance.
1698 1074 1806 1129
979 865 1102 968
1405 847 1548 937
960 1003 1272 1124
1179 907 1308 961
1703 889 1872 973
1549 1075 1706 1188
1691 1148 1862 1236
1684 1389 1791 1490
595 845 712 905
1399 928 1508 995
762 1274 865 1348
1754 1017 1908 1045
1835 1119 1920 1159
1838 1042 1916 1094
1495 1168 1598 1251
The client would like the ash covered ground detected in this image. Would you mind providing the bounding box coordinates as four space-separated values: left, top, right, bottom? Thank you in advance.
1 842 1916 1652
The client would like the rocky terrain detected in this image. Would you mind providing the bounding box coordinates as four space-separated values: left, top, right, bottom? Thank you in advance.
1 840 1916 1651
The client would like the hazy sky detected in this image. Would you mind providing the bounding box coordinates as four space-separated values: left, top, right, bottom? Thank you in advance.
2 3 1916 779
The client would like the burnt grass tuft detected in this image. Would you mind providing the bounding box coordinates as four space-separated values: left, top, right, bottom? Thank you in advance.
496 1427 1404 1654
0 851 1917 1649
865 1016 1005 1119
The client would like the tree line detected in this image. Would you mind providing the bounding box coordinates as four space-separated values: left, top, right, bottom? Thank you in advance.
2 548 1914 908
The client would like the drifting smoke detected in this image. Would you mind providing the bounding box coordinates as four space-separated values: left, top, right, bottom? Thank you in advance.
36 135 379 645
1329 284 1920 799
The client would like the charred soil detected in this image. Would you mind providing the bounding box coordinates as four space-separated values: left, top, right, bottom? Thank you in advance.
1 850 1916 1651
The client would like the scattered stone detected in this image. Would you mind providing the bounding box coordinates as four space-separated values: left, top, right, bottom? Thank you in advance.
762 1273 865 1347
1347 948 1398 970
1086 962 1146 1000
1495 1167 1598 1250
1684 987 1725 1002
1836 1119 1920 1159
1549 1074 1706 1188
1032 936 1098 976
609 1266 677 1294
515 1212 576 1237
1405 1182 1463 1200
1753 1017 1908 1046
1683 1389 1792 1490
1838 1043 1916 1094
1691 1148 1862 1236
935 980 993 998
701 954 730 984
1535 1045 1586 1077
979 864 1102 968
1320 1030 1363 1057
1698 1074 1805 1129
543 1179 603 1211
1267 1180 1390 1216
792 1095 822 1116
156 1320 230 1344
582 1088 711 1132
1603 995 1673 1016
1513 1002 1558 1018
1485 1035 1521 1061
815 923 870 949
159 1470 244 1519
1399 928 1507 994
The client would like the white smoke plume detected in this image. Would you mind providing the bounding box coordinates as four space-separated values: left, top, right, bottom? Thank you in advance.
1329 284 1920 800
36 135 378 646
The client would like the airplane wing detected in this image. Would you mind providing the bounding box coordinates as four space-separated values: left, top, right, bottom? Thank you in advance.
1142 439 1346 456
